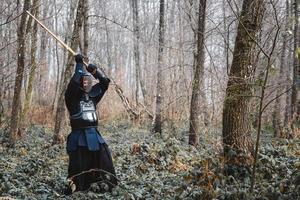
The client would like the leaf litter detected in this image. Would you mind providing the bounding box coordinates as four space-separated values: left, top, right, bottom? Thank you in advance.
0 122 299 199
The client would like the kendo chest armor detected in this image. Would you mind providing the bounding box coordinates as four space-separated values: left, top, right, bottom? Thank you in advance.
70 100 98 129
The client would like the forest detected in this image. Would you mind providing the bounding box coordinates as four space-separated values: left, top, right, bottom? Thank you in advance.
0 0 300 199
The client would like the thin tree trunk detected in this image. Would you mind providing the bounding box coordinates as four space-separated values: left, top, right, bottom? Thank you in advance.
102 1 113 77
104 21 112 77
223 0 230 73
51 0 61 114
284 35 293 127
210 60 215 125
0 67 4 126
188 0 207 146
83 0 89 56
9 0 30 142
290 0 300 137
142 0 150 106
20 0 40 131
152 0 165 134
38 4 48 105
53 0 85 144
273 0 289 137
222 0 265 157
131 0 141 106
6 3 13 114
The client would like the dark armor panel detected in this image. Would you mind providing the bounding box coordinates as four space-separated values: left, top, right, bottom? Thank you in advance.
70 100 98 129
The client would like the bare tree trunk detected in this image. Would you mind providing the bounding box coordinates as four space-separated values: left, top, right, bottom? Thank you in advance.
142 0 150 106
222 0 230 73
104 21 112 77
9 0 30 142
152 0 165 134
51 0 61 114
4 3 13 118
222 0 265 158
131 0 146 107
20 0 40 131
273 0 289 138
284 36 293 127
83 0 89 56
188 0 207 146
53 0 85 144
102 2 113 77
38 3 48 106
210 74 215 122
290 0 300 137
0 68 4 126
131 0 140 106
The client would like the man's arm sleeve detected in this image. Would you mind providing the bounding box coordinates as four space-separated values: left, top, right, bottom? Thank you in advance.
93 69 110 90
91 69 110 104
71 63 85 84
65 63 85 106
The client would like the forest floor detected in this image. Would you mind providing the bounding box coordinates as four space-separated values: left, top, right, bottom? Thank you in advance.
0 121 300 200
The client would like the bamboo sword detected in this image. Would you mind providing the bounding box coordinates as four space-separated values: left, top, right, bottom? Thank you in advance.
26 10 88 66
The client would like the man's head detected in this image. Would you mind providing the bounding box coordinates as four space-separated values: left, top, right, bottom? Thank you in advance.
80 74 93 93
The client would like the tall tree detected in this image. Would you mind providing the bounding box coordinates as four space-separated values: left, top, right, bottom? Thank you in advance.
188 0 207 146
37 0 50 106
20 0 40 131
222 0 265 156
82 0 89 56
51 0 62 112
9 0 30 142
131 0 140 106
284 30 293 127
131 0 146 106
273 0 289 137
53 0 85 144
290 0 300 137
103 1 113 77
152 0 165 134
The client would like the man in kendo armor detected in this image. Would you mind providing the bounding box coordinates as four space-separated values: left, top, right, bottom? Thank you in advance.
64 54 117 194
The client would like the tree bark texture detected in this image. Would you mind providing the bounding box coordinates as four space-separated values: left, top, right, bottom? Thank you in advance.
152 0 165 134
51 0 61 113
284 36 293 127
222 0 265 155
188 0 207 146
131 0 141 106
38 4 49 105
83 0 89 56
9 0 30 142
273 0 289 137
290 0 300 137
20 0 40 131
131 0 146 106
